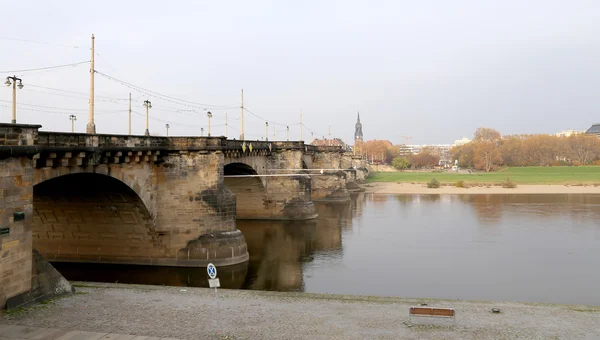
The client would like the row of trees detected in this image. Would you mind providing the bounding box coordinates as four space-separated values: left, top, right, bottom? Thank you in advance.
357 128 600 172
355 140 442 168
451 128 600 171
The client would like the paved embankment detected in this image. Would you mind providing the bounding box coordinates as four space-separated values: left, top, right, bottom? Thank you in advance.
1 282 599 340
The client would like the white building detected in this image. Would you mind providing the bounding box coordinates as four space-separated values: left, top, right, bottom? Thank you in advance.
453 137 471 147
556 130 583 137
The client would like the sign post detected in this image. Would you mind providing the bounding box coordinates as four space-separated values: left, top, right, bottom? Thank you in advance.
207 263 224 337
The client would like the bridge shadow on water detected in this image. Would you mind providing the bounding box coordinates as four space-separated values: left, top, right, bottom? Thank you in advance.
52 197 358 292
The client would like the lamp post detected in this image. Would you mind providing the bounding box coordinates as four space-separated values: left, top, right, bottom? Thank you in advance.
265 122 269 141
69 115 77 132
143 100 152 136
165 124 170 136
201 127 204 136
286 126 289 141
207 111 212 136
5 76 23 124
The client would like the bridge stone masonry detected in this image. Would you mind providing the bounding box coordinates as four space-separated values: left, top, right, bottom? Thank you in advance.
0 122 367 309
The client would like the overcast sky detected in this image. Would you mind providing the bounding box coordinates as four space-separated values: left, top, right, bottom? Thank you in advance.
1 1 599 144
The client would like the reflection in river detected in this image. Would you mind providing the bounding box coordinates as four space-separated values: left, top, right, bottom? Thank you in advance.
54 193 600 305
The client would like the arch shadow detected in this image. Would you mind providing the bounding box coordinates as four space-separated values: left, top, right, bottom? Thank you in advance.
33 173 164 264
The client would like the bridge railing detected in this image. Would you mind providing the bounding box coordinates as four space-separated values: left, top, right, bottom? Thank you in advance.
37 132 228 149
306 145 344 153
225 140 306 151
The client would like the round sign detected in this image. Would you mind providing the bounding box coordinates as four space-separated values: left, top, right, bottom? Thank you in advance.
207 263 217 279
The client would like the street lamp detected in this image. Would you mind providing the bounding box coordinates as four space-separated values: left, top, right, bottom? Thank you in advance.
207 111 212 136
165 124 170 136
5 76 23 124
201 127 204 136
69 115 77 133
286 126 290 141
265 122 269 141
143 100 152 136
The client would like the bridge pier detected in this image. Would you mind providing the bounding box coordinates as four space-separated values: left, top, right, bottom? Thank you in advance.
224 144 317 220
305 147 350 202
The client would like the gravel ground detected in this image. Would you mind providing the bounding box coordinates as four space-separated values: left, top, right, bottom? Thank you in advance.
1 282 599 340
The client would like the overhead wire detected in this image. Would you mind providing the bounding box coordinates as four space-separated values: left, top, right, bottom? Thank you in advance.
95 70 238 110
0 104 121 116
0 36 83 49
0 61 90 74
0 99 123 112
26 84 127 100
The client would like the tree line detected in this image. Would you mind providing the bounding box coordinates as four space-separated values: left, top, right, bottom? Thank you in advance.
355 128 600 171
452 128 600 171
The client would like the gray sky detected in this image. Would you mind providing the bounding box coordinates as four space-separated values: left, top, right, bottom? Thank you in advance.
1 1 599 144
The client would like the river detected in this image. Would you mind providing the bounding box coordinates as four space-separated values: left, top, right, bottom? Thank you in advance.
54 193 600 305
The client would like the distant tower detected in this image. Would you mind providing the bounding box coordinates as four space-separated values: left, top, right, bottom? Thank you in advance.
354 112 363 142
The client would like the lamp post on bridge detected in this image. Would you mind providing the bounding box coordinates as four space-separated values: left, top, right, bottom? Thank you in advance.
207 111 212 137
165 124 170 136
201 127 204 136
4 75 23 124
286 126 289 141
69 115 77 133
143 100 152 136
265 122 269 141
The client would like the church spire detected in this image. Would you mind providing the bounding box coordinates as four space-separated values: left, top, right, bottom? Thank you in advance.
354 111 363 141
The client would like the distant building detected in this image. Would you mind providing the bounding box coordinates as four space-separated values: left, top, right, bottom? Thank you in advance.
556 129 583 137
312 138 352 151
403 144 452 161
354 112 363 142
584 123 600 137
453 137 471 147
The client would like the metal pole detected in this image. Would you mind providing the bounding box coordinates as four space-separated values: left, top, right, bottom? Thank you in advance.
207 112 211 137
225 112 228 138
286 126 289 141
145 104 149 136
240 88 244 140
166 124 169 136
265 122 269 141
87 34 96 134
300 109 303 141
11 79 16 124
143 100 151 136
128 93 132 135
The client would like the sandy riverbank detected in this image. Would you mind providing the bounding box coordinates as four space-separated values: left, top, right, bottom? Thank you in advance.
364 182 600 194
1 282 599 339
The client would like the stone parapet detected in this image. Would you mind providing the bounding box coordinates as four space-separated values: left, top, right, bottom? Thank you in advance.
0 123 41 146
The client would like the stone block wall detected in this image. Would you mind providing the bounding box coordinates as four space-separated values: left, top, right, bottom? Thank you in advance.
157 151 248 266
0 157 34 309
32 173 165 265
312 171 350 201
224 150 317 220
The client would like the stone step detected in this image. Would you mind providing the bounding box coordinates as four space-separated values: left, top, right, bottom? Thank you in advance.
0 325 180 340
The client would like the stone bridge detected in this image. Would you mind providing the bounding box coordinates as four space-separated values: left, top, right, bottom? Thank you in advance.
0 123 367 308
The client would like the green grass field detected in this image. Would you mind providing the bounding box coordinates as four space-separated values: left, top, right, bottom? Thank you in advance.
366 166 600 185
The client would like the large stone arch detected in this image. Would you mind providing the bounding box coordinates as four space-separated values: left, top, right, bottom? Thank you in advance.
32 171 166 265
223 162 270 219
33 164 156 221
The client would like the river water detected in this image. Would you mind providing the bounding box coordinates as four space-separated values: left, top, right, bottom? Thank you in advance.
54 193 600 305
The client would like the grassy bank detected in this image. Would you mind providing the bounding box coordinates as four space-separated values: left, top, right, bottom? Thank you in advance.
366 166 600 184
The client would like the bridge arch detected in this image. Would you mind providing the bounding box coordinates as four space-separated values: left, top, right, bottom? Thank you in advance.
32 171 165 265
223 162 270 219
33 165 156 220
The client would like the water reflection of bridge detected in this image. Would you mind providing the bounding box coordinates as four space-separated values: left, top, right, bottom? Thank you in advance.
53 196 361 292
239 198 355 291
